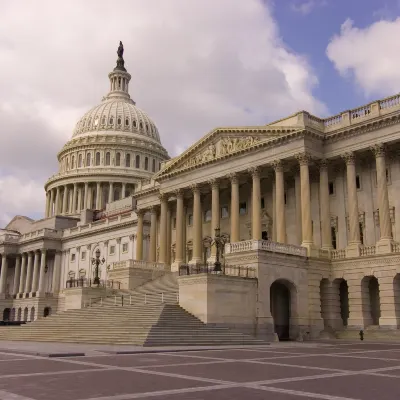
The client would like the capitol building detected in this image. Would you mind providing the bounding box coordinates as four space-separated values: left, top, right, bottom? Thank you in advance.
0 44 400 344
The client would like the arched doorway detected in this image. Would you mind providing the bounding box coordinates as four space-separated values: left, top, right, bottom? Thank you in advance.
339 279 349 327
362 276 381 326
270 280 294 340
23 307 28 321
2 308 10 321
43 307 52 318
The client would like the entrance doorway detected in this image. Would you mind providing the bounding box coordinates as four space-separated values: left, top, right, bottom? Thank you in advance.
2 308 10 321
43 307 52 317
270 280 292 340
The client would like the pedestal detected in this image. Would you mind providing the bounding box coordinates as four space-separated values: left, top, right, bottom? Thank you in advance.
346 242 361 258
376 238 394 255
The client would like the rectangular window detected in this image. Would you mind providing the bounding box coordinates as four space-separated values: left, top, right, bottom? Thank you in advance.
221 206 229 219
71 253 76 262
239 202 247 215
188 214 193 226
356 175 361 190
122 243 128 253
109 245 115 255
328 181 335 195
261 197 265 209
331 227 337 249
81 251 86 261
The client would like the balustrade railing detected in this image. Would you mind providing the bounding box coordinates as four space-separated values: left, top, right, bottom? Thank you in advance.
178 263 256 278
225 240 307 257
331 249 346 260
112 260 167 270
360 245 376 257
65 278 121 289
379 94 400 110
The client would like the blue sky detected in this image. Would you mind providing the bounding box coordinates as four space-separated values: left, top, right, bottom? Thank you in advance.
273 0 400 115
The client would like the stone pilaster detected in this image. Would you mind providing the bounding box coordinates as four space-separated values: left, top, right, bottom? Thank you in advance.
19 253 27 294
158 194 169 263
319 160 332 250
149 207 158 262
250 167 262 240
342 152 361 257
0 254 8 296
13 255 21 296
31 250 40 293
135 210 144 260
378 275 398 328
272 160 286 243
190 184 203 264
38 249 47 294
229 173 240 243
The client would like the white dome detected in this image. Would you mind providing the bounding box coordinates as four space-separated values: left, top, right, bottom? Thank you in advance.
72 99 161 143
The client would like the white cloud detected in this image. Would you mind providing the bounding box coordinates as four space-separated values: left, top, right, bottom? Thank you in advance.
290 0 327 15
0 0 325 226
326 17 400 97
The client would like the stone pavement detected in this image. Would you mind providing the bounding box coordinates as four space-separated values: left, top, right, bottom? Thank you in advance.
0 341 398 399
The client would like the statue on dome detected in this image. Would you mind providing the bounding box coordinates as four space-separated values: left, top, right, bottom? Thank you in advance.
117 41 124 59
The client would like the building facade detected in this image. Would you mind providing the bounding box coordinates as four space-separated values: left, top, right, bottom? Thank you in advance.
1 47 400 341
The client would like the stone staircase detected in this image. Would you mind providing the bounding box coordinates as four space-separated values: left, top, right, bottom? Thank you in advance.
0 273 267 346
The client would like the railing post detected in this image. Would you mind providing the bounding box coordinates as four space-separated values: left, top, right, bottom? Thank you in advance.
129 295 132 305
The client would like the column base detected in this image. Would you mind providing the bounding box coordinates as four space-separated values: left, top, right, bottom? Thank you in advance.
171 261 184 273
379 316 399 329
188 258 203 266
346 242 361 258
301 243 319 257
376 238 394 255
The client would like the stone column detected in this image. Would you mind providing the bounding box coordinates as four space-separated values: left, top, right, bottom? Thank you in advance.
31 251 40 293
108 182 114 204
166 206 172 264
173 190 184 269
19 253 27 294
210 179 220 257
378 275 397 328
55 187 60 215
158 194 168 263
191 184 203 264
72 183 77 214
372 144 393 253
45 192 50 218
229 173 240 243
136 210 144 260
62 185 68 214
319 160 332 250
77 185 82 212
250 167 262 240
96 182 101 210
38 249 47 294
52 251 61 294
87 184 93 210
273 160 286 243
149 207 158 262
122 183 126 198
0 254 8 295
182 205 187 263
296 153 313 248
83 182 89 210
49 189 55 217
13 255 21 295
342 152 361 256
294 167 302 245
25 252 34 293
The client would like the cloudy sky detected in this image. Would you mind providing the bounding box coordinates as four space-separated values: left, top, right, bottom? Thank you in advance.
1 0 400 227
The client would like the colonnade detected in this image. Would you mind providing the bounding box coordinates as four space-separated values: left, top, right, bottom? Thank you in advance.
134 145 392 263
46 181 135 217
0 251 61 297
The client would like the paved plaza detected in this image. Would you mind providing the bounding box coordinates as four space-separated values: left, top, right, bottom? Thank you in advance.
0 341 398 399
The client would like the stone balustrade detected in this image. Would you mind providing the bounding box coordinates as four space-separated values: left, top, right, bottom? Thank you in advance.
0 234 19 244
112 259 167 270
360 245 376 257
225 240 307 257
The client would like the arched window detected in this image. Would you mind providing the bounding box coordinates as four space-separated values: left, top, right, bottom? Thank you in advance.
133 120 137 128
95 152 101 166
101 116 106 125
116 152 121 166
109 116 114 125
117 117 121 125
152 159 156 172
146 124 149 132
139 122 143 129
78 154 82 168
144 157 149 171
126 153 131 167
135 155 140 168
86 153 91 167
125 118 129 126
71 155 75 169
105 152 111 166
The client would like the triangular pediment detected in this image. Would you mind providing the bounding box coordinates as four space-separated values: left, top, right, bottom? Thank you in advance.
4 215 34 234
156 126 294 179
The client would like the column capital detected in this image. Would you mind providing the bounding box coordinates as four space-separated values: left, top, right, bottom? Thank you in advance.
208 178 219 189
40 249 46 255
136 208 146 216
342 151 356 165
228 172 239 184
248 166 260 178
190 183 200 194
295 152 312 166
370 143 385 158
271 159 283 172
158 192 169 202
317 159 329 171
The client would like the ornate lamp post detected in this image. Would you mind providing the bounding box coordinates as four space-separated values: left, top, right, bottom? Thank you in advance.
212 227 224 272
91 248 105 285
